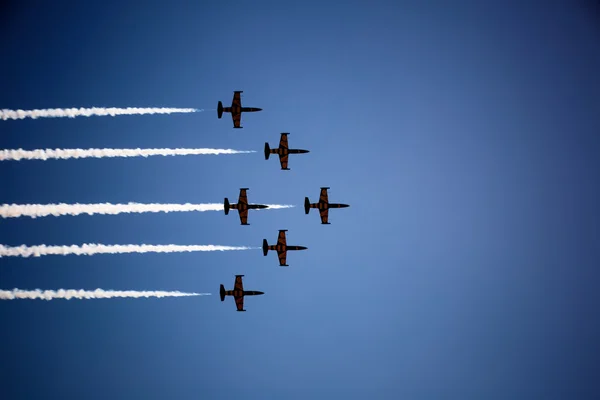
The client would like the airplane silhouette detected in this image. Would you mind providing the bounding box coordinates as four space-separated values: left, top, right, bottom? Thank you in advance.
264 133 309 170
220 275 264 312
224 188 268 225
305 187 349 224
262 230 307 266
217 91 262 128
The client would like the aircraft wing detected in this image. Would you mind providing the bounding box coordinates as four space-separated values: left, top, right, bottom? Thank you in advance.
276 231 288 265
234 275 244 291
231 111 241 128
319 208 329 224
234 295 245 311
238 189 248 206
278 153 289 170
319 188 329 204
279 133 289 150
277 230 287 246
232 91 242 108
277 250 287 266
231 92 243 128
238 209 248 225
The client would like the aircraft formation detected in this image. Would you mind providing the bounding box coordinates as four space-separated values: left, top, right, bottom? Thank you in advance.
0 91 349 309
217 91 349 311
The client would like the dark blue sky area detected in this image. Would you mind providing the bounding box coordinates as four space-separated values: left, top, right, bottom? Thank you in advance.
1 2 599 399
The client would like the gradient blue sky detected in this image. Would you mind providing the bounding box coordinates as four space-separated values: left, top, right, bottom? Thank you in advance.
1 1 599 399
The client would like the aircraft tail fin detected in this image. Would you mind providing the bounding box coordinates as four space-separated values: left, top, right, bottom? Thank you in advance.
224 198 230 215
304 197 310 214
217 101 223 119
264 142 270 160
262 239 269 256
220 285 226 301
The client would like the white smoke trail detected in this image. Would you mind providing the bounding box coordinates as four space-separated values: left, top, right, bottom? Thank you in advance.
0 244 257 258
257 205 295 210
0 288 210 300
0 107 202 120
0 148 255 161
0 203 296 218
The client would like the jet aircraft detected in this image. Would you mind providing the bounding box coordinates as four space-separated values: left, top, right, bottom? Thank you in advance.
224 188 268 225
217 91 262 128
220 275 264 312
264 133 309 170
262 229 307 266
305 187 350 224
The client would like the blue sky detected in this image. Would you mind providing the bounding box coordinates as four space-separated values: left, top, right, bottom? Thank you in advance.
1 1 599 399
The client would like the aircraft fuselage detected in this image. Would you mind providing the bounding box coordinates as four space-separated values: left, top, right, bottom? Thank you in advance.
222 106 262 114
271 148 309 156
229 203 269 210
307 201 350 211
286 245 308 251
241 107 262 113
223 290 265 297
318 202 349 210
268 244 308 252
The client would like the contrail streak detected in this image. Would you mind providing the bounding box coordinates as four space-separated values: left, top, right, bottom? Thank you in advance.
0 148 255 161
0 244 257 258
0 203 295 218
0 288 210 300
256 205 295 210
0 107 202 120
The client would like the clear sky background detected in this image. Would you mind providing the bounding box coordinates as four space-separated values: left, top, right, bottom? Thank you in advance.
1 1 599 399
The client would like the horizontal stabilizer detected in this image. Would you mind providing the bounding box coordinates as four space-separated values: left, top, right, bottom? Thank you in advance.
262 239 269 256
224 198 230 215
264 142 270 160
220 284 225 301
217 101 223 119
304 197 310 214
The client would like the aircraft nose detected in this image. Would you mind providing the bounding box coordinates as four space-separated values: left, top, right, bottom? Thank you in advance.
258 205 269 209
341 204 350 208
299 246 308 251
257 291 265 295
